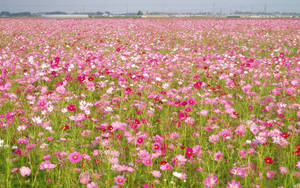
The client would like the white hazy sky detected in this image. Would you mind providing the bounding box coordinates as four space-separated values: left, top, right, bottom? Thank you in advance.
1 0 299 13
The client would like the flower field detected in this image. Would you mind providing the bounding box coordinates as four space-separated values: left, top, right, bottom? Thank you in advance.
0 18 299 187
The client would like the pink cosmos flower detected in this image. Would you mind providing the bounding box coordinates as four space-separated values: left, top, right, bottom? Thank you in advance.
200 110 208 116
279 166 287 174
151 170 161 178
65 74 72 81
160 163 173 171
87 182 98 188
296 161 300 169
230 167 246 178
226 179 242 188
214 151 223 161
40 161 56 170
19 166 31 177
136 136 144 145
93 150 100 156
138 150 149 159
67 104 76 112
194 81 203 89
110 157 119 165
17 137 29 145
152 143 161 151
236 126 246 136
79 172 91 184
143 158 153 166
114 175 126 185
266 171 275 178
203 174 218 187
174 155 187 166
239 149 246 158
77 75 85 82
187 97 196 105
56 85 65 94
11 168 19 173
26 144 37 150
170 132 179 139
68 152 82 163
208 134 219 143
184 106 192 112
43 155 51 160
185 147 193 158
81 154 91 161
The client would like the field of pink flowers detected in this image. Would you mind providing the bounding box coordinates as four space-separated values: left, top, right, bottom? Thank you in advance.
0 18 299 188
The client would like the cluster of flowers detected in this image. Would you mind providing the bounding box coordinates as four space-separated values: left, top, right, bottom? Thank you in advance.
0 18 299 187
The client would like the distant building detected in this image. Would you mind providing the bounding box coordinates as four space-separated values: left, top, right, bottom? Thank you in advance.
41 14 89 18
141 15 169 18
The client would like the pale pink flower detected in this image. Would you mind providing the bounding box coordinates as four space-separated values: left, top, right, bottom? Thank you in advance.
19 166 31 177
87 182 98 188
204 174 218 187
200 110 208 116
296 161 300 169
151 170 161 178
226 179 242 188
40 161 56 170
279 167 287 174
56 85 65 94
79 172 91 184
209 134 219 143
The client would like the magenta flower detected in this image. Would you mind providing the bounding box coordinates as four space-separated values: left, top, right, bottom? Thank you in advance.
68 152 82 163
19 166 31 177
67 104 76 112
187 97 196 105
152 143 161 151
214 151 223 161
194 81 203 89
136 136 144 145
77 75 85 82
185 147 193 158
114 175 126 185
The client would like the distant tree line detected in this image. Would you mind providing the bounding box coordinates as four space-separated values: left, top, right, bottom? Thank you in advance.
0 11 33 17
0 10 299 17
234 11 300 16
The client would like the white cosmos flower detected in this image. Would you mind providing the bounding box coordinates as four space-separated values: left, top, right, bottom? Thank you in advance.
173 172 183 179
0 139 4 147
17 125 26 132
